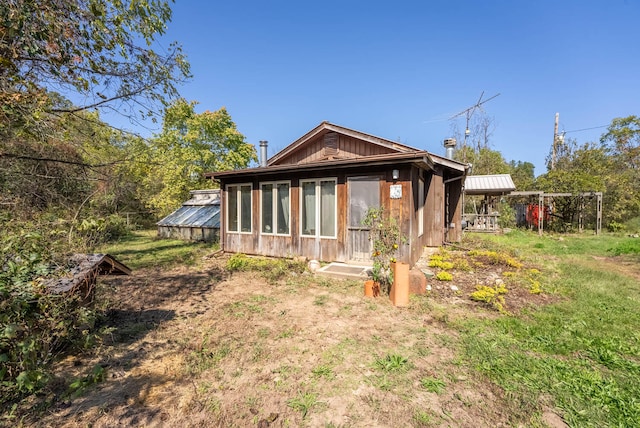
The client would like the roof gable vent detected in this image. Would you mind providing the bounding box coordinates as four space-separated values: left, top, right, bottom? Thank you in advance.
323 132 339 157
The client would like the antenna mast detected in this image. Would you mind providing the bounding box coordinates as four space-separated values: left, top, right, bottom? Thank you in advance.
450 91 500 161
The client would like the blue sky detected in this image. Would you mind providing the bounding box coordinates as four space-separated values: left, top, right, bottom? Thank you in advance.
128 0 639 176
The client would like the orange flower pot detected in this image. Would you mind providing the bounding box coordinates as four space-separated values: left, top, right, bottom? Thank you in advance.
364 280 380 297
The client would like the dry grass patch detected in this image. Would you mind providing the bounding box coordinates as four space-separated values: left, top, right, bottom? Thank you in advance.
14 254 527 428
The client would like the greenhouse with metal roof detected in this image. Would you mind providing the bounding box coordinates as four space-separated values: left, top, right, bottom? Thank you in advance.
157 189 220 242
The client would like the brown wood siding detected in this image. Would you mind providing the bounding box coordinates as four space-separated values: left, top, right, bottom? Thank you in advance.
424 172 444 247
276 133 399 165
409 166 422 265
380 168 412 265
446 179 463 242
219 162 456 266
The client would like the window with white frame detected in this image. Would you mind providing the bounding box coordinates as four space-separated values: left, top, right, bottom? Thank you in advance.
300 178 336 238
261 181 290 235
418 178 425 236
227 184 252 233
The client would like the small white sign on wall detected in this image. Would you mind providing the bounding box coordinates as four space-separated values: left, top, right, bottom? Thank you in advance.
390 184 402 199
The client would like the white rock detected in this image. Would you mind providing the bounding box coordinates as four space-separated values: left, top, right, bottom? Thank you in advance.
308 259 321 272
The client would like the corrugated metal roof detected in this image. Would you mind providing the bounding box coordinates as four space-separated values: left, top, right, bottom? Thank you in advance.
157 204 220 228
465 174 516 195
157 189 221 228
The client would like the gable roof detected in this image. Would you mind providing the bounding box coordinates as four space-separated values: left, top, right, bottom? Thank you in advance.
267 121 422 166
206 122 468 180
464 174 516 195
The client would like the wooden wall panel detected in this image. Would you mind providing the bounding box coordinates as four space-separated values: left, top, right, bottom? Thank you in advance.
409 167 422 266
379 168 412 265
446 179 463 243
276 134 398 165
220 163 452 267
424 172 444 247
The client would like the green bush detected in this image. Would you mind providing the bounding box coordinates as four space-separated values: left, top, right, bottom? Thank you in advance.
624 216 640 233
0 220 99 405
74 214 130 247
226 254 307 283
607 221 626 232
435 271 453 281
607 239 640 256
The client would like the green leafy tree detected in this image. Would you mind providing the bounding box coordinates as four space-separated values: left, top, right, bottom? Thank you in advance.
537 138 608 228
0 0 190 139
509 160 536 190
142 99 257 215
600 116 640 224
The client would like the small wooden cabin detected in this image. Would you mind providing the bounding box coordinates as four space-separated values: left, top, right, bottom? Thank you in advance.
206 122 467 267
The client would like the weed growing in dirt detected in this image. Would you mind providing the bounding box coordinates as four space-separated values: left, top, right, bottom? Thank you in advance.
413 410 436 426
420 376 446 394
374 354 410 372
428 258 454 270
314 294 329 306
287 391 322 419
184 336 231 375
311 365 334 380
468 249 523 269
64 364 106 398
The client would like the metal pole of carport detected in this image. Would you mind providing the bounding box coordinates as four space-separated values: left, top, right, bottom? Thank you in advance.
538 193 544 236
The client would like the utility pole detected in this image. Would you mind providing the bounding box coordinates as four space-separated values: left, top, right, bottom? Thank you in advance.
552 113 559 170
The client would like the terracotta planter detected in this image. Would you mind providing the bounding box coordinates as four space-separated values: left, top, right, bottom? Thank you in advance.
390 262 410 307
364 280 380 297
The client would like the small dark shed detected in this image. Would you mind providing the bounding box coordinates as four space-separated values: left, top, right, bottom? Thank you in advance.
157 189 220 242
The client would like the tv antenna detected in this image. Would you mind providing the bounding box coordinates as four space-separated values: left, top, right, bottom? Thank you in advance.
450 91 500 160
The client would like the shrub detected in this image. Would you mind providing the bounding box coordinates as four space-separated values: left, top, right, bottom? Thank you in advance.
226 253 251 271
0 224 99 405
74 214 130 247
362 207 407 293
226 254 307 283
607 240 640 256
470 284 509 314
468 249 523 269
607 221 626 232
428 259 454 270
529 280 542 294
435 271 453 281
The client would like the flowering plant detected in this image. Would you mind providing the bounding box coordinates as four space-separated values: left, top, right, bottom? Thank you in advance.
362 207 407 293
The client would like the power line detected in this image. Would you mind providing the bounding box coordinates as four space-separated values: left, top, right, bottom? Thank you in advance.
563 125 608 134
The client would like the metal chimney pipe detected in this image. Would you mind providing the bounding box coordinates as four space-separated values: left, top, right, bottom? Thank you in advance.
443 138 457 159
259 140 268 167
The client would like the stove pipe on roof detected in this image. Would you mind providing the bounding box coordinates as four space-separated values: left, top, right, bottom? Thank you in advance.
443 138 456 160
259 140 268 167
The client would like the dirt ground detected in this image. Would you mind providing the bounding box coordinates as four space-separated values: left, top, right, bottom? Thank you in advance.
21 252 564 428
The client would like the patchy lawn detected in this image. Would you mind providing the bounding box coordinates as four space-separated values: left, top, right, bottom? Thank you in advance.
7 231 640 427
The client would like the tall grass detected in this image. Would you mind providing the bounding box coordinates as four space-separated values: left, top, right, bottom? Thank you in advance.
460 233 640 426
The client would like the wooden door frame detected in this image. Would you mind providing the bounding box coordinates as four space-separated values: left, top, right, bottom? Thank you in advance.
346 175 382 263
